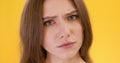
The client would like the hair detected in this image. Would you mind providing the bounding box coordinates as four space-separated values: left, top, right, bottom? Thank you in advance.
20 0 93 63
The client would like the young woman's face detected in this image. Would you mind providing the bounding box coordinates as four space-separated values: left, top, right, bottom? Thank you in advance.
43 0 83 59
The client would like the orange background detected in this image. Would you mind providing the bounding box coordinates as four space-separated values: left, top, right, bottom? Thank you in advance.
0 0 120 63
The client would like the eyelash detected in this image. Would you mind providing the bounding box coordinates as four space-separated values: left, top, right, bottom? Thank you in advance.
67 14 79 21
43 14 79 26
43 20 55 26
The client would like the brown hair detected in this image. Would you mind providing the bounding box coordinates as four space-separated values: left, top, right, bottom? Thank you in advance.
20 0 93 63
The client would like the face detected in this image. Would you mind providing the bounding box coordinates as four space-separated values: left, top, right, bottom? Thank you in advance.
43 0 83 59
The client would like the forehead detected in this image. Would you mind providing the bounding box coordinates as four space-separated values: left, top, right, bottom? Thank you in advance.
43 0 76 17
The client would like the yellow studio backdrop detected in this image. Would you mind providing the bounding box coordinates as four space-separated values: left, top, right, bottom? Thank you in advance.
0 0 120 63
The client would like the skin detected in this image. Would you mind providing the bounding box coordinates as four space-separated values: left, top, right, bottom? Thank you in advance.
43 0 85 63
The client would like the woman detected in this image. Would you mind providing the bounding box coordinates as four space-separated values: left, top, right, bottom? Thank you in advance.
20 0 93 63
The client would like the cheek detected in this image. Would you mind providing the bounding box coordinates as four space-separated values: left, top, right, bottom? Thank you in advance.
43 28 60 55
76 27 83 38
43 28 57 49
73 23 83 46
73 23 83 37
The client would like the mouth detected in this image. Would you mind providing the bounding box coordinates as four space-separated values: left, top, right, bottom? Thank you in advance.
57 42 76 48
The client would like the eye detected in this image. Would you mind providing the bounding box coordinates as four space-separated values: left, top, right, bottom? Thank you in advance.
43 20 55 26
68 14 79 21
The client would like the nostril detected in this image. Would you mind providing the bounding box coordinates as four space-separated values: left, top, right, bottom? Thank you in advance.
60 36 64 39
59 34 70 39
67 34 70 37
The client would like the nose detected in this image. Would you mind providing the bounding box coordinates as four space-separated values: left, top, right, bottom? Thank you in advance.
57 23 71 40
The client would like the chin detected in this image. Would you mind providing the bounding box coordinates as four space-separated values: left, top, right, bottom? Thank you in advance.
57 51 79 60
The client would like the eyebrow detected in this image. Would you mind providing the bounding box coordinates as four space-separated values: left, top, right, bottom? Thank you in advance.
43 10 78 20
65 10 78 16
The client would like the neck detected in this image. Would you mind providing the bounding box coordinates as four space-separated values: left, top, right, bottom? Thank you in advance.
45 53 86 63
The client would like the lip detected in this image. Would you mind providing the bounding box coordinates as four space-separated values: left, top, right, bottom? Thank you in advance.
57 42 76 48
